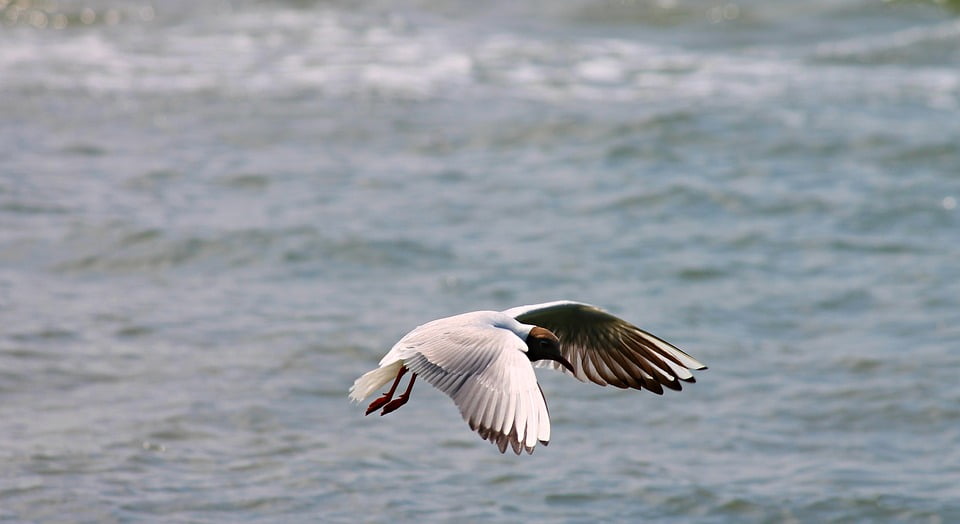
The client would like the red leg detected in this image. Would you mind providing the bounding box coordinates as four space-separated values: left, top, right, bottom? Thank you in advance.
380 373 417 416
365 367 407 416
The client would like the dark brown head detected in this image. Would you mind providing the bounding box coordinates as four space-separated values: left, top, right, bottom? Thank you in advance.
525 326 574 373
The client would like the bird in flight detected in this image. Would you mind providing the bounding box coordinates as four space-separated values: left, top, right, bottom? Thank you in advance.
349 300 706 455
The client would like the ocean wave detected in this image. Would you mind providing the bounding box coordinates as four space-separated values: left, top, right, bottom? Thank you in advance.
41 224 453 274
3 4 955 109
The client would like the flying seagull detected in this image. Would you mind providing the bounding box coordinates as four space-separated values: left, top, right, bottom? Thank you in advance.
349 300 706 455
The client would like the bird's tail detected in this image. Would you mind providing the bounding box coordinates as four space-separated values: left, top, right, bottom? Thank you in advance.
348 361 404 402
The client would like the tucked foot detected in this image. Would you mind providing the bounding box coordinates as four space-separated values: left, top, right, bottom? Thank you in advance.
364 366 408 415
365 394 393 416
379 394 410 416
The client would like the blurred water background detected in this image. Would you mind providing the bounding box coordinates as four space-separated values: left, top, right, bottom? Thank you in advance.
2 0 959 522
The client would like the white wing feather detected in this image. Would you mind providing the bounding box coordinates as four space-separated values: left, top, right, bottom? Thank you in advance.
398 321 551 454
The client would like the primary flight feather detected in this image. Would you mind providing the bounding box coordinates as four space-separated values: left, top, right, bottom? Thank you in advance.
349 300 706 455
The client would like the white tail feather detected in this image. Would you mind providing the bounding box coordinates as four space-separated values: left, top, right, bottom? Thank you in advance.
348 361 403 402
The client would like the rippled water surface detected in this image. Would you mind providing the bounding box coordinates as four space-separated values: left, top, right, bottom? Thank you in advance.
2 0 959 522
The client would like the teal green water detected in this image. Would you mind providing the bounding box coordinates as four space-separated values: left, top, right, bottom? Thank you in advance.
1 1 958 522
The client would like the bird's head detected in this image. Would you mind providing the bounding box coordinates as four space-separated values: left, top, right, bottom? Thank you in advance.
525 326 575 373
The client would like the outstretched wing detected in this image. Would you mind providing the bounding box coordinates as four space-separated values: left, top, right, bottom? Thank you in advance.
400 325 552 454
504 301 706 394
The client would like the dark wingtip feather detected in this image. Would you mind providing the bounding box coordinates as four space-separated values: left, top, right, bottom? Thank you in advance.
475 423 529 455
661 379 683 391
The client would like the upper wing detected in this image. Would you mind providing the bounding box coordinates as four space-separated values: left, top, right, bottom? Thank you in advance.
503 301 707 394
400 325 551 455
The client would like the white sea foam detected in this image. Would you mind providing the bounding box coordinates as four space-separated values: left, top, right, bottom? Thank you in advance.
2 5 956 110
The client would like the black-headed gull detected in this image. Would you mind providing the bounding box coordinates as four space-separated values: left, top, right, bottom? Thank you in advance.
349 300 706 454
